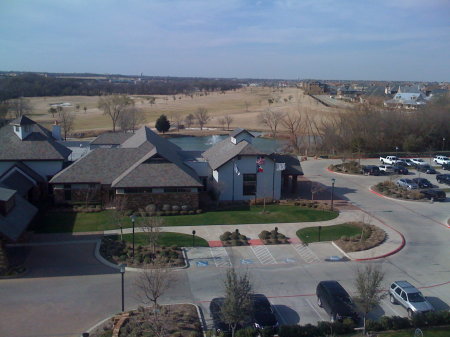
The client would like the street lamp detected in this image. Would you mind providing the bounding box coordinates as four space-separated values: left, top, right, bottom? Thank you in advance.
119 264 126 312
192 230 196 247
331 178 336 211
130 215 136 259
395 146 399 157
443 137 446 152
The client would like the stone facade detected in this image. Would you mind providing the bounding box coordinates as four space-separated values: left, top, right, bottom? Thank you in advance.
117 192 199 211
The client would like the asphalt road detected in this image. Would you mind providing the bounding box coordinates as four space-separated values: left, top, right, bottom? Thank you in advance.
1 158 449 337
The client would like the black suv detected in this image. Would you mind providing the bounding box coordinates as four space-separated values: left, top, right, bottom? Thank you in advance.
316 281 359 322
412 178 433 189
441 163 450 171
436 174 450 185
393 165 409 175
361 165 380 176
421 189 446 201
417 164 437 174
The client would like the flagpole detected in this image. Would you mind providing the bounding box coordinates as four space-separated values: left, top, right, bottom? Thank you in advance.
232 159 235 203
273 160 275 200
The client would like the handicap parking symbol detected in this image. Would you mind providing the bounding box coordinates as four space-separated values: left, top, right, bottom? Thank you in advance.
196 261 209 267
240 259 254 265
285 258 296 263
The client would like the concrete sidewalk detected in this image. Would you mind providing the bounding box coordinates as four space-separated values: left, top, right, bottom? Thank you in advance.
102 209 405 261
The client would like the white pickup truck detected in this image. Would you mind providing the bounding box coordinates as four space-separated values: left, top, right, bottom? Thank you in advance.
380 156 399 165
434 155 450 165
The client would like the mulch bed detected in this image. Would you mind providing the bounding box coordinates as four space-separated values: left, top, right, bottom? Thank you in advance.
334 222 386 252
259 228 289 244
220 230 249 246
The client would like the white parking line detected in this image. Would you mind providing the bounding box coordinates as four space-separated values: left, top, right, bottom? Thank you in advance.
272 303 287 326
382 299 402 316
209 247 232 267
291 244 321 264
250 245 277 265
306 298 325 321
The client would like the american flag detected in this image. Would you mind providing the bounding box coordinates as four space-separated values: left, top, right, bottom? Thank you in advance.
256 156 265 165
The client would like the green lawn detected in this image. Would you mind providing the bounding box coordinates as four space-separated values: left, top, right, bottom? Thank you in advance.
114 232 209 247
296 223 362 243
377 327 450 337
36 205 338 233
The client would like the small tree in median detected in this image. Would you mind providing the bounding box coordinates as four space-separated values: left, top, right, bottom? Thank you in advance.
354 264 386 334
155 114 170 133
140 216 164 254
221 268 253 337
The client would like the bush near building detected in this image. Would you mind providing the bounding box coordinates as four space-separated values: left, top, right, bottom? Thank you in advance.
220 229 249 246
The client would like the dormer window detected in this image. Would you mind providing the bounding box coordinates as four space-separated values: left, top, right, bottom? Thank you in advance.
15 126 20 132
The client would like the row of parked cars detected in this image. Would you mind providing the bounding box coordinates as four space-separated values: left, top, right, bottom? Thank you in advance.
210 279 435 334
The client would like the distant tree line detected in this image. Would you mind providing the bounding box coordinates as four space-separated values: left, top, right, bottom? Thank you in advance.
0 73 241 101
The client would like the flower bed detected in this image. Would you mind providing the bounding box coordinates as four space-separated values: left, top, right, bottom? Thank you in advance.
334 222 386 252
259 228 289 244
328 161 362 174
373 181 426 201
220 229 249 246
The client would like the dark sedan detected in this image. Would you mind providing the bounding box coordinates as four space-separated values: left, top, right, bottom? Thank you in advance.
250 294 279 331
437 174 450 185
421 189 446 201
412 178 433 189
417 164 437 174
442 163 450 171
393 165 409 175
316 281 359 322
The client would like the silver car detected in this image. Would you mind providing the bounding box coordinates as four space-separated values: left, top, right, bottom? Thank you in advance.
396 178 418 190
389 281 434 318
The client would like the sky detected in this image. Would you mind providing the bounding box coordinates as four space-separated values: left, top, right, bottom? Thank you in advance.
1 0 449 81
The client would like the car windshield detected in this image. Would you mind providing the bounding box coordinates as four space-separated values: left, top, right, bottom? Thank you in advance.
408 292 425 302
404 179 413 183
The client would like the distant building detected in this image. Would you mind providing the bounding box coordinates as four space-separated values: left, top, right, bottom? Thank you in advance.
384 86 429 109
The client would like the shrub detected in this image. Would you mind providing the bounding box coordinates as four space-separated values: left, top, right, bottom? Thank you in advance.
235 327 257 337
181 205 190 211
172 205 180 211
391 316 411 330
196 209 203 214
365 319 383 332
145 204 156 212
188 210 195 215
162 204 171 211
260 230 270 239
180 210 187 215
221 231 232 241
231 229 240 240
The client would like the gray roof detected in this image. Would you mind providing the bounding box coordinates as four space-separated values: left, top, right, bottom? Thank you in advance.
51 126 202 188
270 154 303 175
229 128 254 138
202 136 269 170
90 132 133 145
10 115 36 126
0 186 38 241
0 119 72 161
0 170 36 196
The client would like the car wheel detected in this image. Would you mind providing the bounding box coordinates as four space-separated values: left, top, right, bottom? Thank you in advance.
390 294 397 304
317 297 323 307
407 309 413 318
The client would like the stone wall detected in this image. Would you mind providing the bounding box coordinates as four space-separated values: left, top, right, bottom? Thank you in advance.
117 192 199 210
53 188 102 204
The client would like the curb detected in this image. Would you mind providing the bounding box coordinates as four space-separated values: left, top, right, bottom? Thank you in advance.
94 239 190 272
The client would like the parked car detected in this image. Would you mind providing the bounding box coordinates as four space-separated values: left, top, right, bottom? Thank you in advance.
441 163 450 171
401 159 415 167
389 281 434 318
396 178 419 190
417 164 437 174
412 178 433 189
420 189 446 201
210 298 232 335
411 158 426 166
316 281 359 322
436 174 450 185
433 155 450 165
361 165 380 176
393 165 409 175
379 165 394 174
380 156 399 165
395 160 408 167
250 294 279 331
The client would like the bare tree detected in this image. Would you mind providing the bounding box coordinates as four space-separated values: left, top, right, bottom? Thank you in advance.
98 94 134 132
244 101 250 112
48 107 57 118
224 115 233 130
9 97 32 118
171 112 184 131
148 96 156 107
281 111 303 154
139 216 164 254
0 101 10 119
83 106 87 113
354 264 386 334
221 268 253 337
218 117 226 130
194 107 210 130
135 256 173 309
109 196 128 241
59 110 75 140
118 106 145 133
258 110 284 138
184 113 195 128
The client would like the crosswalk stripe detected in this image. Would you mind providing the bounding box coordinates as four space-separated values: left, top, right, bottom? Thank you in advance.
291 243 320 264
251 245 277 265
209 247 232 267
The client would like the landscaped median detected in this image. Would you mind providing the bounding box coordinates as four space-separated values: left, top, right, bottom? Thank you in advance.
372 181 432 201
296 222 386 253
35 204 339 233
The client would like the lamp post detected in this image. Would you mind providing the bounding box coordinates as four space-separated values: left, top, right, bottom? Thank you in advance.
192 230 196 247
395 146 399 157
130 215 136 260
119 264 126 312
331 178 336 211
318 226 322 242
443 137 446 152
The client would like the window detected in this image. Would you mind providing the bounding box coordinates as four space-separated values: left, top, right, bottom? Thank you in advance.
395 287 402 295
401 292 407 301
123 188 153 194
14 126 20 132
243 174 257 196
164 187 192 193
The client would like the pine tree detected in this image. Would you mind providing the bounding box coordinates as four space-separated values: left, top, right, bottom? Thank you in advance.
155 115 170 133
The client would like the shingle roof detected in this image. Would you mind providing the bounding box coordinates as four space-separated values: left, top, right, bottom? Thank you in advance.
0 170 36 196
10 115 36 126
0 119 71 161
90 132 133 145
202 136 269 170
0 185 37 241
229 128 254 138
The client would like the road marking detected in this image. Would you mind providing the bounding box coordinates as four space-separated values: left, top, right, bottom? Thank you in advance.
196 261 209 267
284 258 296 264
306 298 325 320
250 245 277 265
272 304 286 326
241 259 254 265
291 244 320 264
209 247 232 267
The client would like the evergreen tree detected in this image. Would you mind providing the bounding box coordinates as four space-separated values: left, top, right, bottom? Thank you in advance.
155 114 170 133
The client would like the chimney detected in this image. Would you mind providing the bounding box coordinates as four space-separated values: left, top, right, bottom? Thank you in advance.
52 120 61 140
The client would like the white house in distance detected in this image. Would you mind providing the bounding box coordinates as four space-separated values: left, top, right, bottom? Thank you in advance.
202 129 302 202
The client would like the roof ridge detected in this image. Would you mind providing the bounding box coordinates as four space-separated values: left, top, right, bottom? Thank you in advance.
111 148 157 187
